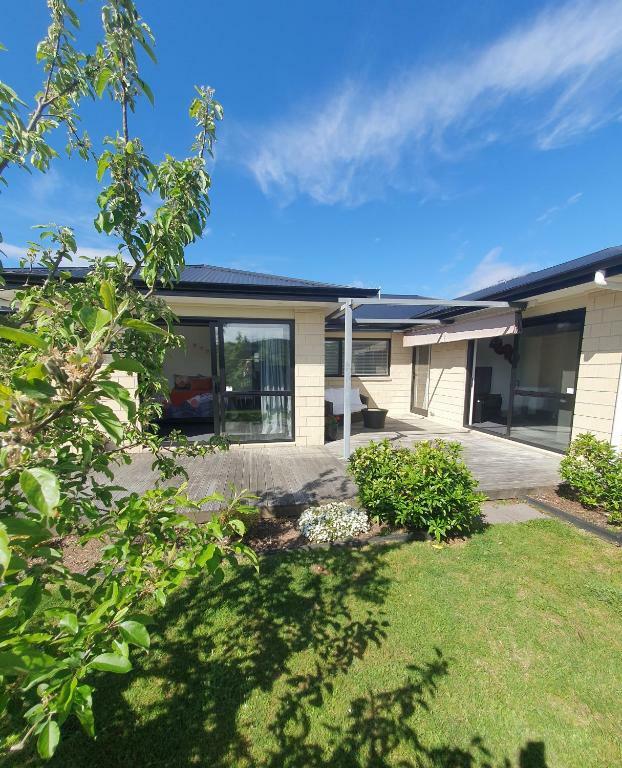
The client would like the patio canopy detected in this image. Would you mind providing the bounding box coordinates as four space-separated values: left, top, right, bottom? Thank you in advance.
403 310 520 346
334 296 518 458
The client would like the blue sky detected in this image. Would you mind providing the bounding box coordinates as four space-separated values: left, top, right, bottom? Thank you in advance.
3 0 622 296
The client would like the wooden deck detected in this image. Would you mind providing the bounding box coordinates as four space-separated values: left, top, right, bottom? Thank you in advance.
110 417 562 515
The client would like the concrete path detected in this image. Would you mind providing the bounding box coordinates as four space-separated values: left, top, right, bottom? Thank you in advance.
482 500 546 524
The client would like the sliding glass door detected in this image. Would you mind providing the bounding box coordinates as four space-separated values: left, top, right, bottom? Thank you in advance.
509 312 583 452
411 345 430 415
218 321 294 442
468 310 584 452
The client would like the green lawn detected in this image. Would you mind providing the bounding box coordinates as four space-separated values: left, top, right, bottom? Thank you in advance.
8 519 622 767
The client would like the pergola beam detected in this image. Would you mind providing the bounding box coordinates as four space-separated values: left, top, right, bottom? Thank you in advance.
353 318 443 325
338 297 515 308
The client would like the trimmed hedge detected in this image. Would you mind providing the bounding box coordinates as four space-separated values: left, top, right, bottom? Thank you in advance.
560 433 622 523
348 439 484 541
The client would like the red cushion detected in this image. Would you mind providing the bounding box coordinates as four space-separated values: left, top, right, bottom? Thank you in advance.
169 377 212 405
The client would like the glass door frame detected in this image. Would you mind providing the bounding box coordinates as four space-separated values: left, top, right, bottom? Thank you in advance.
411 345 430 416
171 317 296 443
464 309 585 454
215 318 296 444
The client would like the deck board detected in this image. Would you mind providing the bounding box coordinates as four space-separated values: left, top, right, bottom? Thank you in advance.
109 417 561 515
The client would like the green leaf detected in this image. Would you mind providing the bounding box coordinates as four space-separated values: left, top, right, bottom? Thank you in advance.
19 468 60 516
0 524 10 576
96 154 109 182
0 649 54 675
95 67 111 98
196 543 216 567
12 376 56 399
99 280 116 313
37 719 60 759
59 613 79 635
121 318 167 336
96 381 135 418
90 653 132 674
137 77 154 105
105 358 145 374
119 620 150 649
0 324 46 349
89 404 124 443
79 306 112 333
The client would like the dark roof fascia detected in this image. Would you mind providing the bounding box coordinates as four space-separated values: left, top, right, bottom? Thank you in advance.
2 271 378 302
153 283 377 302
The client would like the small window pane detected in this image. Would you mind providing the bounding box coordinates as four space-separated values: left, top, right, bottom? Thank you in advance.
325 339 341 376
352 340 389 376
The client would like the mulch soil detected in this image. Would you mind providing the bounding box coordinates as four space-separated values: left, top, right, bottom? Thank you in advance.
531 485 622 533
245 517 407 554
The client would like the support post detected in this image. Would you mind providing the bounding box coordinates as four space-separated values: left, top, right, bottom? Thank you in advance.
343 299 353 459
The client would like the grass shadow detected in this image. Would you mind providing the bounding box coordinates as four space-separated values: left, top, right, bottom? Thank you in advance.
8 543 550 767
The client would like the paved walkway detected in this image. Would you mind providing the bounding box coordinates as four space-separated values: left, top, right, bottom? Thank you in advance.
482 500 546 524
110 416 561 514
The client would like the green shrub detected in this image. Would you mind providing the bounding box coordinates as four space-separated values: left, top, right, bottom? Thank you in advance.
348 439 484 541
560 433 622 523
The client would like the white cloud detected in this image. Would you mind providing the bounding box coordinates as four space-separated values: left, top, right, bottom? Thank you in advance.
463 246 538 293
1 241 120 267
246 0 622 205
536 191 583 223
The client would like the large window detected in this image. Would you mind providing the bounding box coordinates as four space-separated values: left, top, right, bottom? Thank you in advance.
468 309 584 452
325 338 390 377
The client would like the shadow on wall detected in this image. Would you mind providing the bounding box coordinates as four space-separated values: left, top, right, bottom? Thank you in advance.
28 545 550 768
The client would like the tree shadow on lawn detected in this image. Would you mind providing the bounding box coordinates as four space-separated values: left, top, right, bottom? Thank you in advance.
39 544 548 768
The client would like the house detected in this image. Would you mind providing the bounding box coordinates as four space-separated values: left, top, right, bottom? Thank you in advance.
4 244 622 454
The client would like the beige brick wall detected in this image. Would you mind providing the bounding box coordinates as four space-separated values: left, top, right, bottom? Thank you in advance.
325 331 413 416
294 308 326 446
427 340 468 427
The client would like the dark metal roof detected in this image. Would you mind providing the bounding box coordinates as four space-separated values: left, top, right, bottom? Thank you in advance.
1 264 378 301
325 293 435 331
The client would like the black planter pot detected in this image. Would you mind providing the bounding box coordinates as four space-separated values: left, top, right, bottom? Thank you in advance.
363 408 389 429
325 417 339 442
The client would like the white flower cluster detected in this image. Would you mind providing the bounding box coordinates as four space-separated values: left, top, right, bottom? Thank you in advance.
298 502 370 543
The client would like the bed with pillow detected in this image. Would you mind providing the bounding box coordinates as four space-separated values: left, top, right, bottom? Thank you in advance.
162 375 214 420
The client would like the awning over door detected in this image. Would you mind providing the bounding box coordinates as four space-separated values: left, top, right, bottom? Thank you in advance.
403 311 520 347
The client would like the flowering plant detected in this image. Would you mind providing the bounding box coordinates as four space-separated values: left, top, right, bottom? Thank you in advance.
298 502 370 543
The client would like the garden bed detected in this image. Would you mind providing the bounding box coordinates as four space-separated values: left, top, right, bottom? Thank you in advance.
530 486 622 533
246 516 411 554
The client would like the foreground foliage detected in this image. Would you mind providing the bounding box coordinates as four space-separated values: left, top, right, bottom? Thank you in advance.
560 433 622 523
5 520 621 768
0 1 255 758
348 439 484 541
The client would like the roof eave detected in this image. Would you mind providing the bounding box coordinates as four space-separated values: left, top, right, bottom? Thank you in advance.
1 272 378 301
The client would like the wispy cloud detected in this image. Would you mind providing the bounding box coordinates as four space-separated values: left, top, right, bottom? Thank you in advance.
462 246 539 293
1 241 120 267
536 191 583 223
246 0 622 206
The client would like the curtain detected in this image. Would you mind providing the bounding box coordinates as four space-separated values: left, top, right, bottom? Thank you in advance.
259 333 289 436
